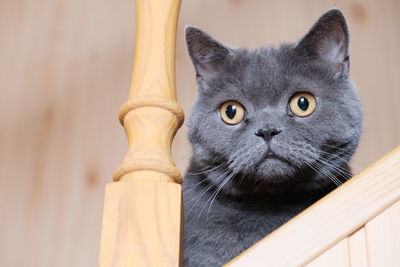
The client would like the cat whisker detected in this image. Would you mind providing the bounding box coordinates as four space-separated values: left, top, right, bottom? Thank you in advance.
187 167 232 218
184 165 230 192
186 181 213 203
205 172 236 223
312 161 345 187
237 172 246 189
301 149 352 183
186 182 215 217
184 177 209 191
304 161 341 187
251 178 266 194
185 168 231 207
316 157 352 179
319 166 342 186
186 164 225 176
311 161 342 185
319 150 351 161
199 170 235 223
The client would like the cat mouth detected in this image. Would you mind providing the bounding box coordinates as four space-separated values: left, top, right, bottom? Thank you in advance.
263 150 292 165
264 153 281 160
264 151 276 158
264 148 280 159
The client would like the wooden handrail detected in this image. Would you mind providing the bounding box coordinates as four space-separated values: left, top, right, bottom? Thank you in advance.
99 0 183 266
225 146 400 267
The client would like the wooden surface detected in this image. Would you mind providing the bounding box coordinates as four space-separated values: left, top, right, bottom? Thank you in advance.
100 181 182 267
256 201 400 267
348 228 368 267
287 201 399 267
225 146 400 267
1 1 400 266
99 0 183 266
306 239 349 267
365 201 400 266
304 200 399 267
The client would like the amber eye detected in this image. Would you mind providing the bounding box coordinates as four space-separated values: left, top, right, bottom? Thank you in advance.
289 92 317 117
220 101 245 125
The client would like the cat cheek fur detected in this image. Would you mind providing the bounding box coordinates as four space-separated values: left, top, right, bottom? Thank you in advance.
183 8 362 266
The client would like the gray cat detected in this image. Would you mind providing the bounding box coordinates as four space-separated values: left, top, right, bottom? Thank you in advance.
183 9 362 267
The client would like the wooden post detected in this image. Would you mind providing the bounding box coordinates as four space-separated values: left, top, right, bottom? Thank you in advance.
99 0 183 266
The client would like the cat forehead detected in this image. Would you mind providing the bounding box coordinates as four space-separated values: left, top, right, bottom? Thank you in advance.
234 47 283 70
232 45 303 82
224 46 316 103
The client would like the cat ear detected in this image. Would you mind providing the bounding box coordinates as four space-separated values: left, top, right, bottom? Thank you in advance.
296 9 350 76
185 26 232 78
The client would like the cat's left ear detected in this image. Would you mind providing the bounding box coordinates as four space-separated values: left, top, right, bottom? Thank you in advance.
185 26 232 79
296 9 350 77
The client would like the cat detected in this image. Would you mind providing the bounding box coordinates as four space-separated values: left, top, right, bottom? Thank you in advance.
183 9 362 267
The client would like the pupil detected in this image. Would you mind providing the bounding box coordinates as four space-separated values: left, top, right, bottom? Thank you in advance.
297 97 309 111
226 105 236 119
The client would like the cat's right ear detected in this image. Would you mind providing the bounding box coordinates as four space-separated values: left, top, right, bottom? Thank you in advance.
295 9 350 77
185 26 231 79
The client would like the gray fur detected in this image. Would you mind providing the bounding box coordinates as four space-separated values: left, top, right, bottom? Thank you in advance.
183 9 362 266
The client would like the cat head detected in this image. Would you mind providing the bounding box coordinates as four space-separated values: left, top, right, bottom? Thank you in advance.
185 9 362 195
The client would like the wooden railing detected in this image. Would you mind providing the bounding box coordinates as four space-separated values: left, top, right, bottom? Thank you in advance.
99 0 183 266
98 0 400 266
225 146 400 266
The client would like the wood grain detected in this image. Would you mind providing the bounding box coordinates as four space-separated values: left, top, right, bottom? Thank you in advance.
365 201 400 267
0 0 135 266
100 180 182 266
1 1 400 266
306 239 349 267
348 227 368 267
99 0 183 266
225 146 400 267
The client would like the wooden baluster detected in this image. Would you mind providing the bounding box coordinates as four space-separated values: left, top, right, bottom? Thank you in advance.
99 0 183 266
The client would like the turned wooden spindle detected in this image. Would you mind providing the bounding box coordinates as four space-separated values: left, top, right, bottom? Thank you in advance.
99 0 183 266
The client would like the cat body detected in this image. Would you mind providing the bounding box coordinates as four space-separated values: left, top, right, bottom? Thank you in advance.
183 9 362 266
184 161 328 267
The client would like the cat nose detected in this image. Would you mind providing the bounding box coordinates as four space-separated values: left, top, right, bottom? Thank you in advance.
255 128 282 142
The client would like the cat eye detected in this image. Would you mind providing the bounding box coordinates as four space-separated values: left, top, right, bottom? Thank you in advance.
289 92 317 117
220 101 245 125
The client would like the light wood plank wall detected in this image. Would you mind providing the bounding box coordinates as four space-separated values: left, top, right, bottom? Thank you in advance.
305 201 400 266
0 0 399 266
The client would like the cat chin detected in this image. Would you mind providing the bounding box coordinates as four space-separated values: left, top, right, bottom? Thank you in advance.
222 175 331 198
253 156 298 178
221 177 322 198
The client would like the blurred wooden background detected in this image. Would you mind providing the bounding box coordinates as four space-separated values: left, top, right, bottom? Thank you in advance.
0 0 399 266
